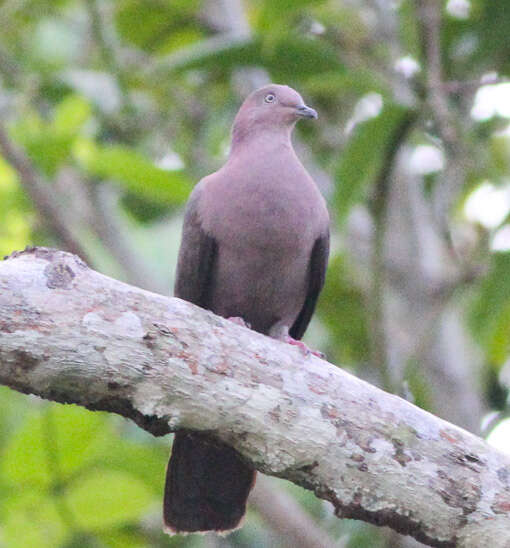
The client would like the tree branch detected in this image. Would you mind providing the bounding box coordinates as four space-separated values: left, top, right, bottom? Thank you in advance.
416 0 458 151
88 182 168 294
1 247 510 547
368 112 416 391
415 0 467 242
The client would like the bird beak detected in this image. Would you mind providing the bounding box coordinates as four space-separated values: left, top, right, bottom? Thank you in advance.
296 105 318 119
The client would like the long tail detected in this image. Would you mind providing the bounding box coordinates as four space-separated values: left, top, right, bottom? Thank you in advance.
163 431 256 534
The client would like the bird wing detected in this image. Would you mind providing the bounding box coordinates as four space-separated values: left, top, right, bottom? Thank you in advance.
289 230 330 340
174 182 217 308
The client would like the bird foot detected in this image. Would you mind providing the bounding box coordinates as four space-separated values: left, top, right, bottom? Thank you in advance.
227 316 251 329
282 335 325 359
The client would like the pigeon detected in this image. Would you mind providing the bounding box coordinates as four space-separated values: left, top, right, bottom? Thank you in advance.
164 84 329 535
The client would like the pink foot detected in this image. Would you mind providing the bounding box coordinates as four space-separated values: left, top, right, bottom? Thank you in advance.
228 316 251 329
283 335 325 359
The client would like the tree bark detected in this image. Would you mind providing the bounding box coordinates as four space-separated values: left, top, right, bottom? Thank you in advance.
1 247 510 548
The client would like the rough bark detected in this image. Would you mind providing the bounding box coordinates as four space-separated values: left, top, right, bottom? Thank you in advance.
1 247 510 547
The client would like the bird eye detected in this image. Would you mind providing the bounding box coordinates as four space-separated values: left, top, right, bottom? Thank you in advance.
264 93 276 104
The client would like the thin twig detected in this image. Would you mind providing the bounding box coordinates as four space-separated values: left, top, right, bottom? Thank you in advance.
415 0 466 244
416 0 458 151
250 476 347 548
90 183 168 294
369 112 416 392
84 0 139 142
442 76 510 94
0 123 93 263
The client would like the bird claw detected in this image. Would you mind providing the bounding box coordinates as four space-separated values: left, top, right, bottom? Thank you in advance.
227 316 251 329
283 335 325 359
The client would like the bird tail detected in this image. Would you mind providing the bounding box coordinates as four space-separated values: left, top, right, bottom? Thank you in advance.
163 431 256 535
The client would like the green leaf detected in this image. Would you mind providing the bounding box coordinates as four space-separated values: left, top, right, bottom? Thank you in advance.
0 387 31 449
1 404 108 487
52 95 92 137
73 140 191 205
317 254 370 365
0 154 18 189
470 252 510 367
8 95 90 176
334 103 413 220
490 134 510 177
403 359 433 411
486 300 510 366
32 134 74 174
92 438 167 492
11 110 74 175
2 409 52 488
17 132 73 176
263 34 343 80
257 0 327 32
304 70 389 99
97 530 148 548
3 492 67 548
43 405 109 477
397 0 421 61
115 0 202 53
65 469 154 530
156 34 343 81
0 154 31 256
476 1 510 75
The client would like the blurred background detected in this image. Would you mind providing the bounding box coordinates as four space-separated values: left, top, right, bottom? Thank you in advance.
0 0 509 546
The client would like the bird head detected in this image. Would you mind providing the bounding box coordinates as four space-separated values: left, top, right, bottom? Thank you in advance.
231 84 317 146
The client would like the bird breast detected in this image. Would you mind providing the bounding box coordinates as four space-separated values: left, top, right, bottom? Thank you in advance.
199 164 325 333
202 173 320 254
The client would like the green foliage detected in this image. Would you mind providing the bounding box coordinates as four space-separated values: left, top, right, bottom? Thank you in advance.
318 254 370 365
11 94 91 175
257 0 327 33
0 156 30 257
490 134 510 177
477 1 510 75
53 95 93 136
397 0 421 61
0 395 168 547
402 360 433 411
159 35 343 82
304 70 389 100
65 470 153 530
2 410 53 487
334 103 412 221
115 0 203 53
12 124 74 176
2 0 510 545
470 252 510 368
74 140 191 205
3 492 67 548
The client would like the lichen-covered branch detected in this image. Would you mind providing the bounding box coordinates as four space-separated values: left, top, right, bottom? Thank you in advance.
1 248 510 547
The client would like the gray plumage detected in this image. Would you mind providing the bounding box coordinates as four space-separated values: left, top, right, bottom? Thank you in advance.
175 84 329 339
164 84 329 535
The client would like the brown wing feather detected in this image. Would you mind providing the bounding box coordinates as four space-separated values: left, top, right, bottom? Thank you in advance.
174 182 217 308
289 231 330 340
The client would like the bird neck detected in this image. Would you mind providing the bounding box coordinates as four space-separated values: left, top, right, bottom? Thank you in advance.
229 124 294 158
